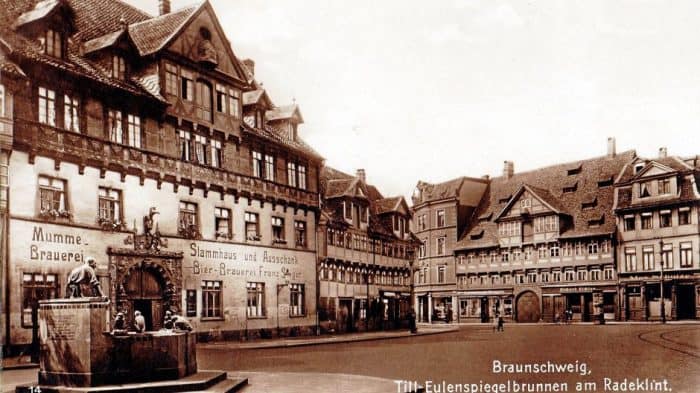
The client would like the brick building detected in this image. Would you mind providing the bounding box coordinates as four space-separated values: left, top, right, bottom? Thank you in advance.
453 141 635 323
614 149 700 321
317 168 416 332
411 177 488 323
0 0 323 352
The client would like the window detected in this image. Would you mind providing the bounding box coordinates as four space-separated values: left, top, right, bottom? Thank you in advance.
252 151 263 178
641 213 652 230
520 198 531 208
501 251 509 262
287 162 297 187
214 208 231 239
640 181 652 198
215 85 226 113
541 272 549 283
679 207 690 225
271 217 285 242
588 241 598 255
419 241 426 258
178 130 192 161
661 243 673 269
186 290 197 317
201 281 222 318
127 114 141 148
22 273 58 327
680 242 693 267
38 87 56 126
550 243 560 257
264 154 275 181
38 176 66 213
527 272 537 283
98 187 121 222
108 109 123 143
418 215 426 231
111 55 126 79
562 243 573 257
181 70 194 101
228 89 240 118
194 134 207 164
344 201 352 219
604 267 614 280
298 165 307 190
538 245 547 259
642 246 654 270
623 215 635 231
601 240 611 254
625 248 637 272
290 284 305 316
0 84 4 116
196 80 212 122
577 270 587 281
63 94 80 132
245 212 260 241
437 266 446 283
178 202 198 232
535 216 558 233
247 282 265 317
512 248 521 260
564 270 574 281
295 221 307 247
659 210 671 228
210 139 222 168
524 247 532 261
165 63 178 95
436 237 446 256
498 221 521 236
360 206 368 223
658 178 671 195
575 242 584 256
552 271 561 282
436 210 445 227
42 29 61 57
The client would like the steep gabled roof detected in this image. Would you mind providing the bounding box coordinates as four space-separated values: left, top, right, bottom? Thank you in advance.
266 104 304 123
617 155 694 184
243 89 273 108
456 150 637 251
13 0 62 28
494 184 567 221
373 196 403 215
128 3 201 56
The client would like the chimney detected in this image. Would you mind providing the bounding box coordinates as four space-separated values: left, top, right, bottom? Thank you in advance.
159 0 171 15
607 137 616 158
243 59 255 77
503 161 514 179
482 174 490 180
658 147 668 158
356 169 366 183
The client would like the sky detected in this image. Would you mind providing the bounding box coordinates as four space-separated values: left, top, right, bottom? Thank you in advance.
126 0 700 202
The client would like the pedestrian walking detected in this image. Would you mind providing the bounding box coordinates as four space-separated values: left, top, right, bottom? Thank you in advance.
497 314 504 332
492 313 499 332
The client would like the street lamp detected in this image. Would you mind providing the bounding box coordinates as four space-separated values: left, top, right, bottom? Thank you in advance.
276 268 292 337
659 239 666 324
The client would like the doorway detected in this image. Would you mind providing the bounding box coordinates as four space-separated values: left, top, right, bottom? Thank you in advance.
676 284 697 320
125 266 166 331
516 291 540 323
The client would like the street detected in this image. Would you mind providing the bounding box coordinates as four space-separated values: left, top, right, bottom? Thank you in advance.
199 324 700 393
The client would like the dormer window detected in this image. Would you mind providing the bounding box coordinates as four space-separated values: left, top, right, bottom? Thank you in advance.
42 29 62 57
111 55 126 79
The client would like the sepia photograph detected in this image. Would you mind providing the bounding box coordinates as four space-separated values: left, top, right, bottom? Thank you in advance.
0 0 698 392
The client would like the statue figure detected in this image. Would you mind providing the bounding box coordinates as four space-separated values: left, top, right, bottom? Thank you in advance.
143 207 158 236
112 312 128 336
163 310 174 330
134 310 146 333
65 257 105 298
172 314 193 331
143 207 163 251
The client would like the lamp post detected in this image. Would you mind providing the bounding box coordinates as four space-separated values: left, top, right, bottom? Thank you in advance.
659 239 666 324
276 269 291 337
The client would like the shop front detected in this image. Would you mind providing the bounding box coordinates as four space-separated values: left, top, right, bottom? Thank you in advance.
458 290 513 323
542 285 617 322
621 276 698 321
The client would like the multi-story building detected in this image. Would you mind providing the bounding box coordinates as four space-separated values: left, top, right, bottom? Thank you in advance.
411 177 488 323
614 149 700 321
317 168 415 332
0 0 323 352
454 140 635 323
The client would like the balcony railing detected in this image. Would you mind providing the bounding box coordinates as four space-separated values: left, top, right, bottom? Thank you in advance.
14 119 318 208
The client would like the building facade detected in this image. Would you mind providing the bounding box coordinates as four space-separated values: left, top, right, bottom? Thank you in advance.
614 150 700 321
453 142 635 323
1 0 323 352
411 177 488 323
317 168 416 332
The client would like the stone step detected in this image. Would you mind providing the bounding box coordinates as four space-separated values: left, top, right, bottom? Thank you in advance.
15 371 232 393
180 377 248 393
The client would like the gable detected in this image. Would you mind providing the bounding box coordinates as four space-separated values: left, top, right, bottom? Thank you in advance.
164 4 248 83
636 162 675 179
496 186 559 220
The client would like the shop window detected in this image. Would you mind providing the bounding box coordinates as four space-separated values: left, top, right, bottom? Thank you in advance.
201 281 222 318
22 273 58 327
127 114 141 148
245 212 260 241
290 284 305 316
295 221 307 247
247 282 265 317
38 87 56 126
214 207 231 239
63 94 80 132
186 290 197 317
108 109 123 143
271 217 285 243
165 63 178 95
625 248 637 272
680 242 693 267
98 187 121 225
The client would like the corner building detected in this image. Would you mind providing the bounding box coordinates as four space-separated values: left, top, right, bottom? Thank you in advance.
614 150 700 321
0 0 323 352
317 168 416 332
454 143 635 323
